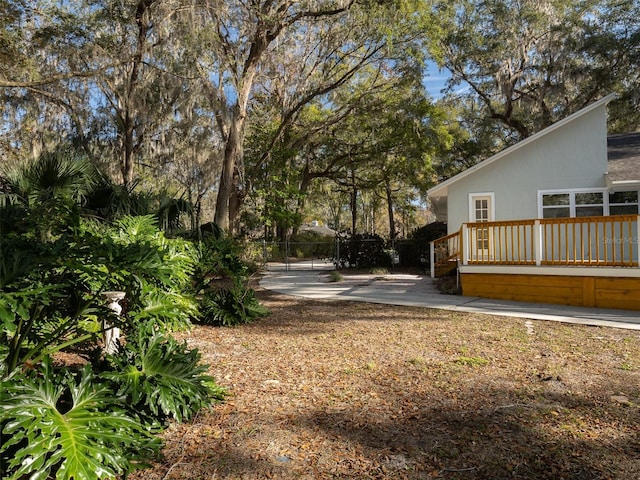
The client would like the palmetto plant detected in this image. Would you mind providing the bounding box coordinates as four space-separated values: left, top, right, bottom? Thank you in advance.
0 147 99 207
0 148 100 240
0 359 161 480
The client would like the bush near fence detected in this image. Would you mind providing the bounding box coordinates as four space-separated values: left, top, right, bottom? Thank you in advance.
336 233 392 269
397 222 448 268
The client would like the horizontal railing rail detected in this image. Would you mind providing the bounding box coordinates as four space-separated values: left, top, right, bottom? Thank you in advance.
430 214 639 277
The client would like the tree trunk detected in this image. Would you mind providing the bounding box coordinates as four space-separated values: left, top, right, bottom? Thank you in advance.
350 170 358 235
228 165 244 234
213 110 243 230
121 113 135 186
385 178 396 239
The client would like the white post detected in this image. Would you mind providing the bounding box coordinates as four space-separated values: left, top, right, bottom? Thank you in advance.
430 241 435 278
637 215 640 267
462 225 469 266
102 291 125 355
534 220 542 266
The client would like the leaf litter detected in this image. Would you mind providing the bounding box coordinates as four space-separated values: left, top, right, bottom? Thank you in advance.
129 288 640 479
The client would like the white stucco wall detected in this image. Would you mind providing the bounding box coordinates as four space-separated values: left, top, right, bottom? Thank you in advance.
446 104 609 233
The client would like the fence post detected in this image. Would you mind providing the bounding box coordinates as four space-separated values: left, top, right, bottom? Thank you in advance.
285 240 289 272
534 220 542 266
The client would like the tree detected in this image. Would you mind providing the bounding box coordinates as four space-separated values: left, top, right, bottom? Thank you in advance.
196 0 424 232
429 0 640 145
239 0 448 237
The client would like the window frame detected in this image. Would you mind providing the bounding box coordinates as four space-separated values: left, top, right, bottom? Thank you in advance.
468 192 495 223
537 188 640 218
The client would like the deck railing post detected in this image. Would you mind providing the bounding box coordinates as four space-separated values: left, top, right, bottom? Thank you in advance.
534 220 542 266
462 224 469 266
430 241 435 278
637 215 640 267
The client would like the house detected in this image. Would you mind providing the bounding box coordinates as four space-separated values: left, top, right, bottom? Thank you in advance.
427 94 640 310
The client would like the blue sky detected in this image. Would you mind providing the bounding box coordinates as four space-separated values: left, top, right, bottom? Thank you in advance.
423 74 449 99
423 60 450 99
423 68 471 99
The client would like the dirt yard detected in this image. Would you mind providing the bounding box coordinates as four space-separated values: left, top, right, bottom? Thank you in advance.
131 287 640 479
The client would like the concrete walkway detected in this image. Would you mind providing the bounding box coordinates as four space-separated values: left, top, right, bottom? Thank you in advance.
259 262 640 330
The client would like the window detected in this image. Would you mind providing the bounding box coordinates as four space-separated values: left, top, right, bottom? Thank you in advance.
539 189 640 218
542 193 570 218
474 198 489 250
610 191 639 215
575 192 604 217
475 198 489 222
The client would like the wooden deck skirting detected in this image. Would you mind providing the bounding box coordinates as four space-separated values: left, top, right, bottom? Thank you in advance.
460 270 640 310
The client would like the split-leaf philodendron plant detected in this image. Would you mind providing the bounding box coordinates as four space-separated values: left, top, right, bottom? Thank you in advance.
0 150 228 479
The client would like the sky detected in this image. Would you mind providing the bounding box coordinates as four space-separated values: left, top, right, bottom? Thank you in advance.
423 60 475 99
423 74 450 99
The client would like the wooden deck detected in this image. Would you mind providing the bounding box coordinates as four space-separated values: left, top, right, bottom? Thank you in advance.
430 215 640 310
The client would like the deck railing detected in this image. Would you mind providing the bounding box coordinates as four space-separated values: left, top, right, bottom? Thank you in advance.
430 214 640 277
430 229 462 278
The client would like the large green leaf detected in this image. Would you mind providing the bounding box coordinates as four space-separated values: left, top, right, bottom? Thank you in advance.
0 359 160 480
104 324 225 423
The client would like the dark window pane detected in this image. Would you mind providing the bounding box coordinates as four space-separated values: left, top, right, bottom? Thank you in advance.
543 194 569 206
611 205 639 215
543 207 570 218
576 206 603 217
609 191 639 204
575 192 603 205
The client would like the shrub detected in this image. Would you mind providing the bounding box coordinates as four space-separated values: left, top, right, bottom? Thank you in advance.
337 234 392 269
401 221 448 268
0 150 228 479
198 278 270 327
289 231 335 259
327 270 343 282
192 236 248 293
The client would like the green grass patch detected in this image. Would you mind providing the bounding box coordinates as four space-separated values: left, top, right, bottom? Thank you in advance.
453 356 489 367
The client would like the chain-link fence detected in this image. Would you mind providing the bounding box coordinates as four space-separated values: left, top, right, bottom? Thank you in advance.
249 240 337 271
248 237 430 271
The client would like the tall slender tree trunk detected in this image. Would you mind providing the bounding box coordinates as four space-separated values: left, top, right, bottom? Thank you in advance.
120 0 155 187
385 178 396 239
350 169 358 235
213 71 253 232
122 112 135 186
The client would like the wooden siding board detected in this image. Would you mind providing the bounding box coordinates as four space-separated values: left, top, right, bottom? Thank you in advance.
465 283 582 300
595 277 640 289
582 277 596 307
594 277 640 309
594 290 640 309
461 273 640 311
